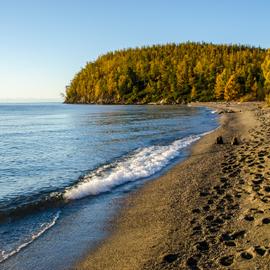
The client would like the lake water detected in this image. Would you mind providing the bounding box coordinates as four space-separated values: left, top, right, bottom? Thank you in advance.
0 103 218 269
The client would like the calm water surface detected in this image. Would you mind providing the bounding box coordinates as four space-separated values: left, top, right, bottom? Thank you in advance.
0 103 218 269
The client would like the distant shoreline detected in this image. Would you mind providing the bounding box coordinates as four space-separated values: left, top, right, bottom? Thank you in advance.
0 99 62 103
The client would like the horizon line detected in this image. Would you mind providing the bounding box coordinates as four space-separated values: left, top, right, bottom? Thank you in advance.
0 98 63 103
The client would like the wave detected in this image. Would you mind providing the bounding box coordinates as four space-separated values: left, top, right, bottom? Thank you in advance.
0 211 60 263
0 192 63 222
63 134 202 200
0 132 212 221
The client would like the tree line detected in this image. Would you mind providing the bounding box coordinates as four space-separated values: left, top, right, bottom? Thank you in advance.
64 42 269 104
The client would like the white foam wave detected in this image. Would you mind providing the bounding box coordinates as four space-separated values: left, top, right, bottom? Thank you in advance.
64 135 202 200
211 110 217 114
0 211 60 263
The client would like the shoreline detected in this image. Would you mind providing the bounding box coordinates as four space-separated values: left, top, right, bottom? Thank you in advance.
76 102 270 270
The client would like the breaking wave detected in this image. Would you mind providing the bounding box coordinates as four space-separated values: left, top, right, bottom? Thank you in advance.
64 134 202 200
0 132 215 222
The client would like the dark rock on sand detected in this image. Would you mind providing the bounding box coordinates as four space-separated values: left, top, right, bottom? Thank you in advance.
216 136 224 144
231 137 239 145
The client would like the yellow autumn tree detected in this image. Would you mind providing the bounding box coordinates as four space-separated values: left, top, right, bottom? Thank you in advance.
224 74 241 101
94 81 102 99
214 69 228 100
262 49 270 105
64 42 266 104
190 85 197 100
262 49 270 89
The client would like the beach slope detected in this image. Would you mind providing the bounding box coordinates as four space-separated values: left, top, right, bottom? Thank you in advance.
77 102 270 270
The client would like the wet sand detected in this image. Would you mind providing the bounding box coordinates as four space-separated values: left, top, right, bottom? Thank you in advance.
76 102 270 270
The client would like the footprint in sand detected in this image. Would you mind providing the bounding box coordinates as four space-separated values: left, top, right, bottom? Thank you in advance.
199 191 210 197
162 253 179 263
192 225 203 236
244 214 254 222
240 251 253 260
186 256 199 269
195 240 209 252
219 255 234 266
263 186 270 192
254 246 267 256
262 217 270 224
220 230 246 242
224 240 236 247
191 208 201 214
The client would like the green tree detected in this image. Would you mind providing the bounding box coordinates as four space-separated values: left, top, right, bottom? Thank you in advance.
64 42 266 104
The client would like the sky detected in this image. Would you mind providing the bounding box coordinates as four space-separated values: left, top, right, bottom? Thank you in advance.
0 0 269 101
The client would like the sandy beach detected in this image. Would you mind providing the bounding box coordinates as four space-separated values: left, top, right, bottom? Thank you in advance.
76 102 270 270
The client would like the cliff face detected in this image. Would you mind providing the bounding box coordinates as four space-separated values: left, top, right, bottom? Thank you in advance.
65 42 266 104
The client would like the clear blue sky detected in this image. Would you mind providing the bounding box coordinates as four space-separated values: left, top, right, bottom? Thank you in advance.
0 0 269 101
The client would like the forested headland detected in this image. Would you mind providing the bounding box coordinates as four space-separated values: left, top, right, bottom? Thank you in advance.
64 42 270 104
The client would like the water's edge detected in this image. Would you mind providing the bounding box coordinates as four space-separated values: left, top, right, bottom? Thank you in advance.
73 118 220 268
0 105 219 270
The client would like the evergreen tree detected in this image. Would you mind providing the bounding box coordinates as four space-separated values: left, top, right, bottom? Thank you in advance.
64 42 266 104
